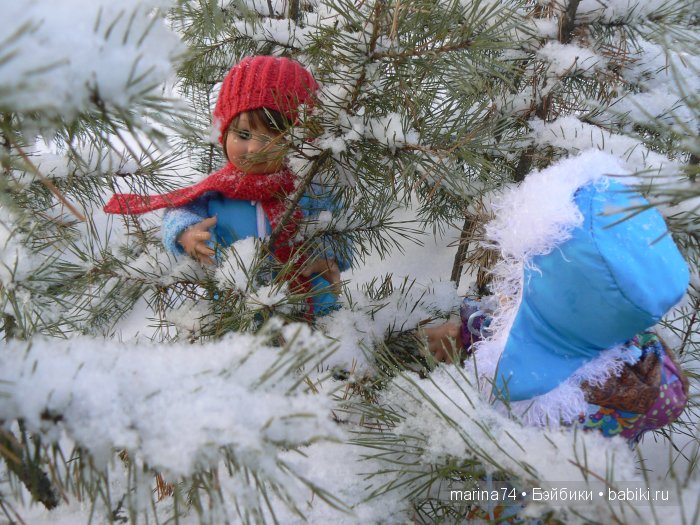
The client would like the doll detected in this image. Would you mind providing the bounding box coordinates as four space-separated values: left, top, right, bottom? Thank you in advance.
422 151 689 444
105 56 349 317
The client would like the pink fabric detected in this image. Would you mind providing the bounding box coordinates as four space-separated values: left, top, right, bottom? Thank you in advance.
619 353 687 440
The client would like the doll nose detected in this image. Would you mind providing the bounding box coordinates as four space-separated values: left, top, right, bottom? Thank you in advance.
248 136 270 154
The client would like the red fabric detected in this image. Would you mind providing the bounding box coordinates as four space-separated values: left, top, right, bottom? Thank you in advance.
104 164 302 263
213 55 318 143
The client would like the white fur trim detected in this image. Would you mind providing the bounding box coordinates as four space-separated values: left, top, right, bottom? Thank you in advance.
469 150 634 427
255 201 267 239
504 343 641 427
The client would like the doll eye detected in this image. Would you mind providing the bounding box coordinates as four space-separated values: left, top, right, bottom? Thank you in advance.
236 129 252 140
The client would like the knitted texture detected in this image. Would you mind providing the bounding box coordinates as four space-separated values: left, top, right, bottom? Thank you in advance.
213 55 318 143
161 206 207 255
104 165 302 263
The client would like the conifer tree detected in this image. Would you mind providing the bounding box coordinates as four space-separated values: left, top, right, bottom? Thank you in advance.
0 0 698 523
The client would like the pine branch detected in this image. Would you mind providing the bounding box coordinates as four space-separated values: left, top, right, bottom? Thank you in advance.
678 295 700 356
0 429 59 510
513 0 583 182
559 0 582 45
9 140 86 222
344 0 385 113
449 216 472 285
267 149 332 253
370 39 473 60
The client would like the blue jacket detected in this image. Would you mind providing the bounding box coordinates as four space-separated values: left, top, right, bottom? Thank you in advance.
162 183 350 315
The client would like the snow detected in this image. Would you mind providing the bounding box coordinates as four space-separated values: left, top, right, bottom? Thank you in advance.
215 236 259 292
537 41 606 76
325 110 420 157
0 322 341 478
611 39 700 134
530 18 558 39
238 0 288 17
119 245 206 286
529 116 679 176
577 0 672 24
233 18 316 50
365 112 420 153
11 144 139 184
339 362 700 523
0 206 35 289
3 162 699 523
320 277 461 371
0 0 183 120
2 0 699 522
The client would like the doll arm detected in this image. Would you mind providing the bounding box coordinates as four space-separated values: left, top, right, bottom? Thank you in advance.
421 298 490 363
300 258 341 294
421 323 463 363
161 195 211 255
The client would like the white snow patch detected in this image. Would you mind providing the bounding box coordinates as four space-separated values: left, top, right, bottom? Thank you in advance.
538 41 606 76
0 1 183 119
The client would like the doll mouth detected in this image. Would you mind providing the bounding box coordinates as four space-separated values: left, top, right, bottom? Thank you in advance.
237 156 286 174
234 161 285 175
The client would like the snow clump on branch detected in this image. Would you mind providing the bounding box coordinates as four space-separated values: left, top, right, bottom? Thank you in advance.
0 0 183 118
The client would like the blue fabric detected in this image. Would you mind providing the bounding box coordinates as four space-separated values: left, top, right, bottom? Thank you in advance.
308 273 341 316
298 184 352 272
161 182 350 315
162 184 350 270
494 179 689 402
208 195 268 245
162 205 208 255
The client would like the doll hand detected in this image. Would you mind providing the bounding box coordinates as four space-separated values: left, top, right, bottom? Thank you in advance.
301 258 341 295
177 216 217 266
421 323 463 364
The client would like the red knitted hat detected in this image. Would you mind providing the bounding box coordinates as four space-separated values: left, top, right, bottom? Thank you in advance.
212 55 319 143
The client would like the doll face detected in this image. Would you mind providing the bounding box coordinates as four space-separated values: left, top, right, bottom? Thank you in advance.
224 111 287 174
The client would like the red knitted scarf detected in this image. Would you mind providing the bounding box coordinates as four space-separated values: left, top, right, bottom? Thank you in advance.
104 164 302 262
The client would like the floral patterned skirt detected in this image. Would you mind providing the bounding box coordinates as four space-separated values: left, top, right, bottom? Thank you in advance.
576 333 688 443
